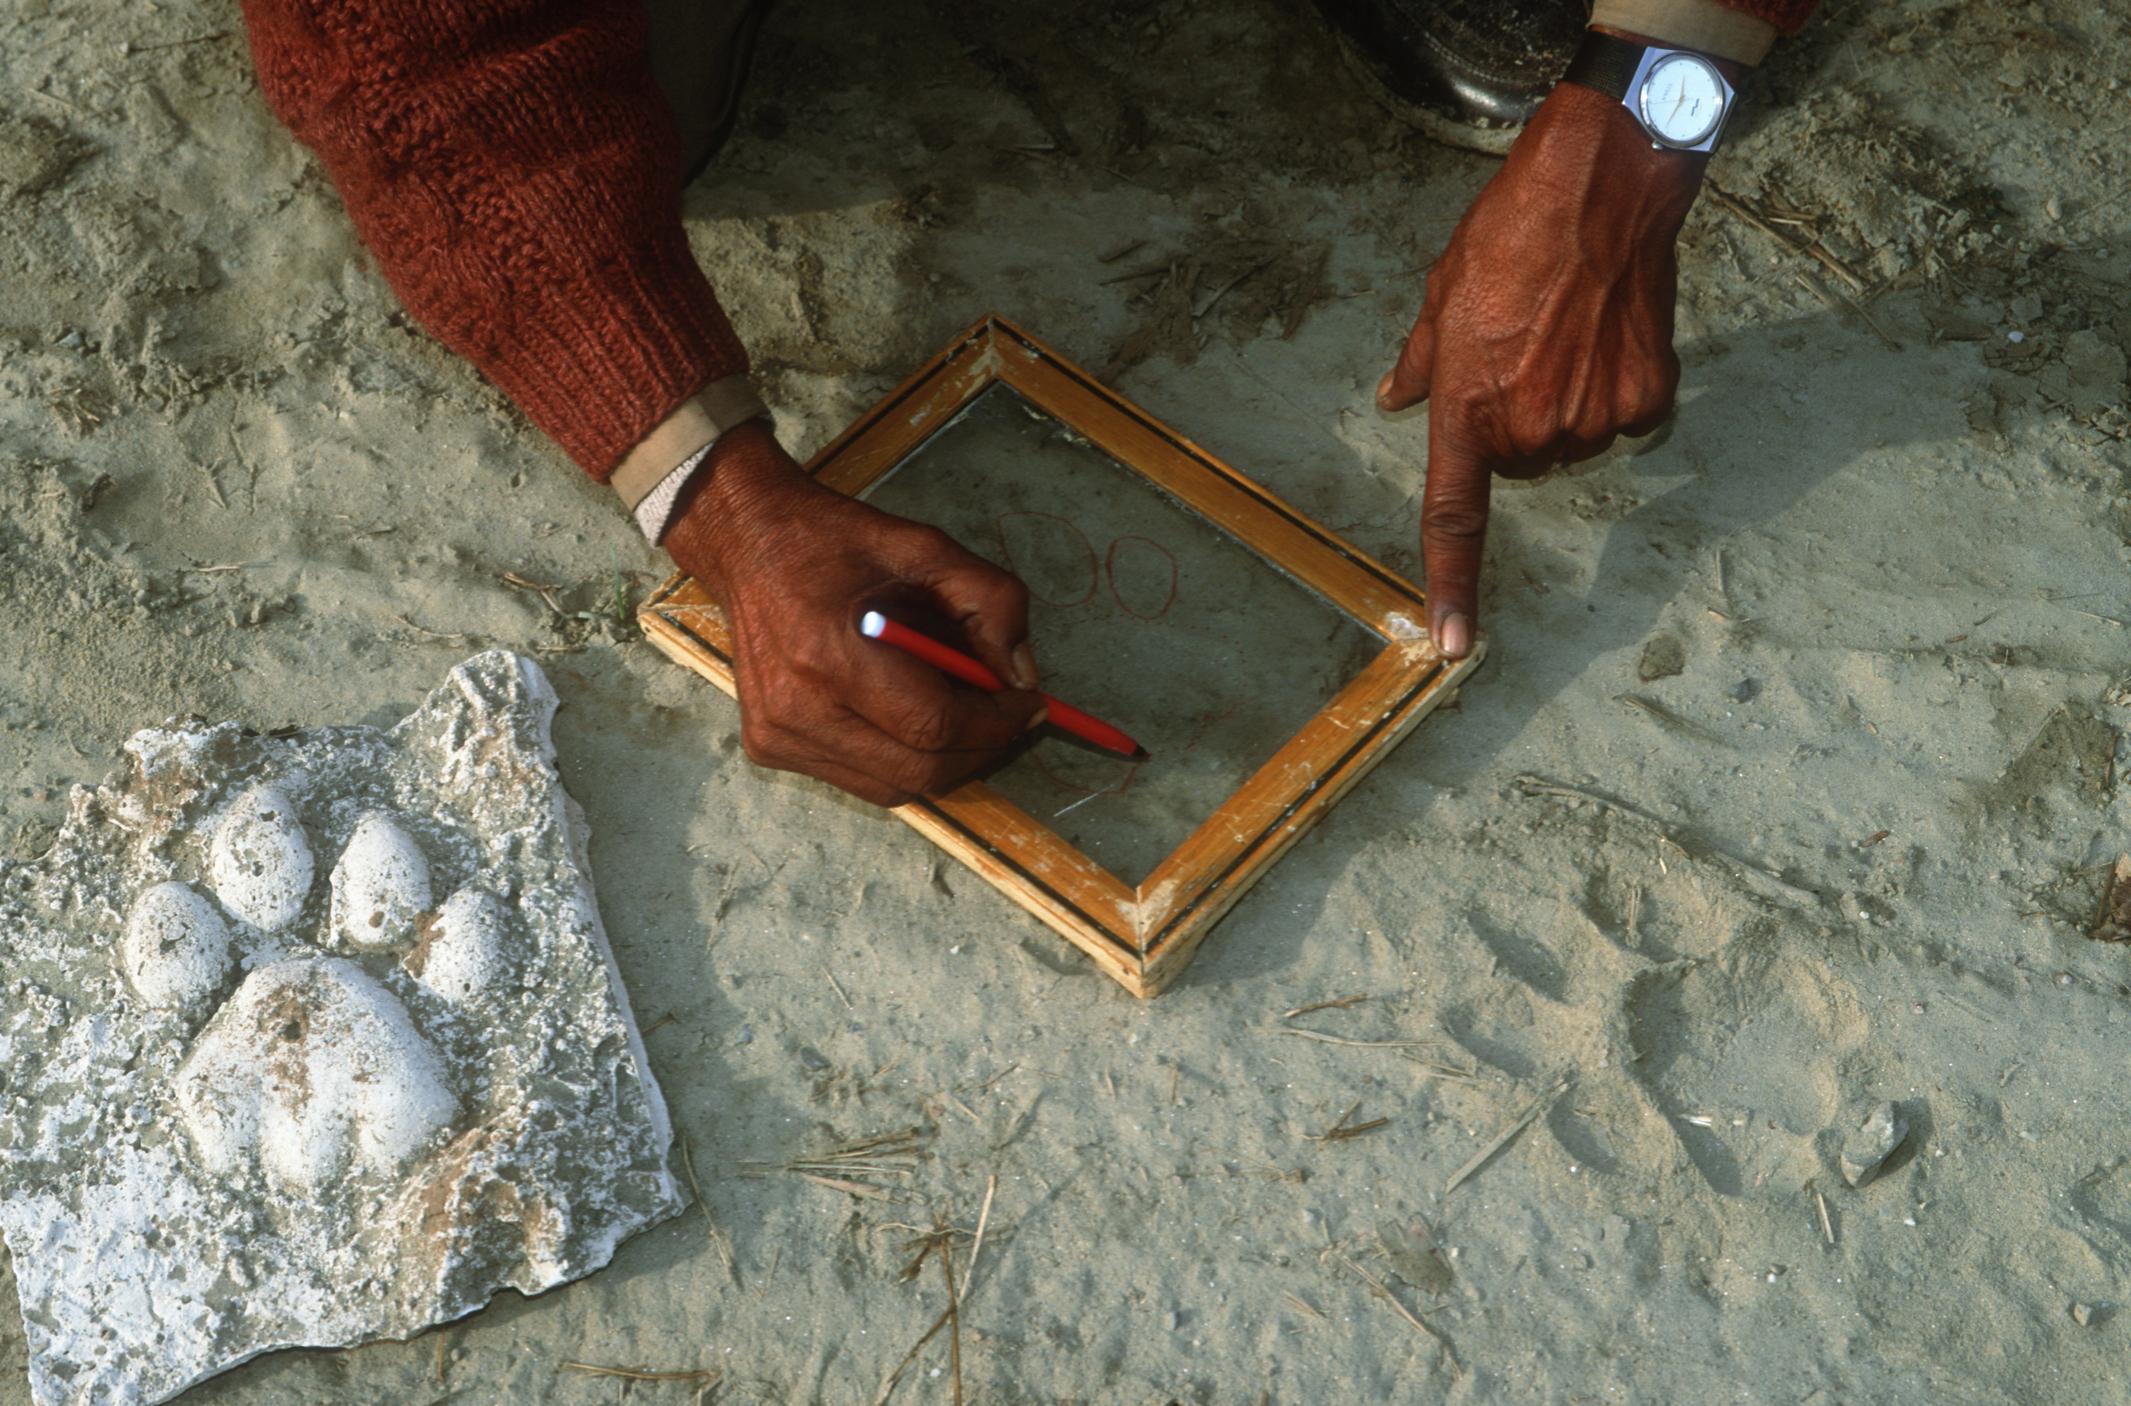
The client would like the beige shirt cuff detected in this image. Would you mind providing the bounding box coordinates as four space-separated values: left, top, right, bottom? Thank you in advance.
1590 0 1778 64
609 376 770 515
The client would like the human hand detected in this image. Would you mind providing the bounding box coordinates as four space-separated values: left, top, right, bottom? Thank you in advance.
662 421 1045 807
1378 78 1706 658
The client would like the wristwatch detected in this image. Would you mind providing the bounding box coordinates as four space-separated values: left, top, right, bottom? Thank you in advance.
1564 30 1737 154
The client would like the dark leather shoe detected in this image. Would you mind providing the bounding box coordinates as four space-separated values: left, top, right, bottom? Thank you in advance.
1314 0 1587 152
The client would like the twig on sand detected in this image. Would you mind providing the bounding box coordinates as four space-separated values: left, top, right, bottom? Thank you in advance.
1810 1182 1836 1247
1192 256 1276 322
766 1128 925 1198
391 613 474 646
1791 269 1902 351
1616 693 1729 746
501 570 566 616
680 1135 738 1286
877 1225 970 1406
794 1172 893 1199
1335 1253 1461 1378
965 1175 998 1291
1513 773 1823 908
942 1241 964 1406
1282 994 1368 1019
1310 1101 1390 1143
561 1361 719 1385
1272 1028 1429 1050
1443 1079 1569 1196
1705 183 1870 294
1273 1027 1477 1081
874 1179 1009 1406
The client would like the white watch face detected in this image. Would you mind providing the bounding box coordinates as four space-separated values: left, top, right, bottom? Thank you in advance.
1639 53 1726 147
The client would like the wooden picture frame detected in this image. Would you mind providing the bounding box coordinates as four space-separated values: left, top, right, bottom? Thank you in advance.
641 315 1481 997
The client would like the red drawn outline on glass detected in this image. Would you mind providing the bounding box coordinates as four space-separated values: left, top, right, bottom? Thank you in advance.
1104 534 1180 621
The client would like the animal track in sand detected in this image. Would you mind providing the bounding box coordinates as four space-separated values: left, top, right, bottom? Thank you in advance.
1626 942 1866 1194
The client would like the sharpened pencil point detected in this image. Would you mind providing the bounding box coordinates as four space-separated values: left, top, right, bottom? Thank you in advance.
1130 746 1151 762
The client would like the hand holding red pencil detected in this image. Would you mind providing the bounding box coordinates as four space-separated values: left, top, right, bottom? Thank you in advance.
861 611 1147 760
663 424 1049 808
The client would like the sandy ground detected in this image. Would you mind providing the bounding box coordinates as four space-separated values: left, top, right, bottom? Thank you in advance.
5 0 2131 1402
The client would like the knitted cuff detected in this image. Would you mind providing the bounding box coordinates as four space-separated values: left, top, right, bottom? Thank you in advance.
486 222 752 480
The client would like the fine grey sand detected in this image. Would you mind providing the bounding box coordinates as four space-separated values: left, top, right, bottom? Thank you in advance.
4 1 2130 1402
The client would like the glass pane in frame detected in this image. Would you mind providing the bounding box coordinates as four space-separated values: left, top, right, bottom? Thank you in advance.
860 384 1381 885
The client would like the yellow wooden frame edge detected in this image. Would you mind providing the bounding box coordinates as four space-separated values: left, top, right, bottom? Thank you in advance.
639 314 1482 997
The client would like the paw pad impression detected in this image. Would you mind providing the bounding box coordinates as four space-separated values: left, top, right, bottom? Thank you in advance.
0 652 680 1406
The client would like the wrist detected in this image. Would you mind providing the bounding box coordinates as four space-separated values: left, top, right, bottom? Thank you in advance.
1529 82 1707 226
663 419 808 596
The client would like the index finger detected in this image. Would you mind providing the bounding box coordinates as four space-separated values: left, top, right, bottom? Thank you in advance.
1420 409 1493 659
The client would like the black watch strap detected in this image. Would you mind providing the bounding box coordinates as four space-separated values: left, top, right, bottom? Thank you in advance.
1562 29 1647 101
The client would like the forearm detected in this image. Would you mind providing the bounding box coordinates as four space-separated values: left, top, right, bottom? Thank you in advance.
241 0 749 477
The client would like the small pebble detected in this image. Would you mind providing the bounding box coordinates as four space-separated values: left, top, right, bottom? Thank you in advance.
1839 1100 1910 1188
2007 329 2026 343
2071 1301 2095 1327
1730 677 1761 703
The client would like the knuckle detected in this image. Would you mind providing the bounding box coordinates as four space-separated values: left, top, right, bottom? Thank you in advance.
895 703 961 754
901 522 957 561
1424 503 1488 545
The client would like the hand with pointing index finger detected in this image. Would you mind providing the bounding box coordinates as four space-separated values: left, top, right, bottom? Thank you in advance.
1378 80 1706 659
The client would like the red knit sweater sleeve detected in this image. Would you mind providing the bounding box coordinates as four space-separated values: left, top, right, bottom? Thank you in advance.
240 0 748 479
1715 0 1818 35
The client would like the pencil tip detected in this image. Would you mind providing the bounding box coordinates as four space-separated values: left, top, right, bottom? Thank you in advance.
1130 746 1151 761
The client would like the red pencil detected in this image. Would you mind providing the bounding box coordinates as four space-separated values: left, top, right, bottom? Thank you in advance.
859 610 1147 759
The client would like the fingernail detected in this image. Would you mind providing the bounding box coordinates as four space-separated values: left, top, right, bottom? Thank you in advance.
1375 371 1395 408
1009 644 1039 690
1022 704 1050 734
1438 611 1471 658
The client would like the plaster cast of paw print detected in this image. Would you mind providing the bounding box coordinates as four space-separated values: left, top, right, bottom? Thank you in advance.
405 887 508 1005
207 783 315 929
121 881 234 1015
175 957 458 1194
0 652 681 1406
330 811 432 951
